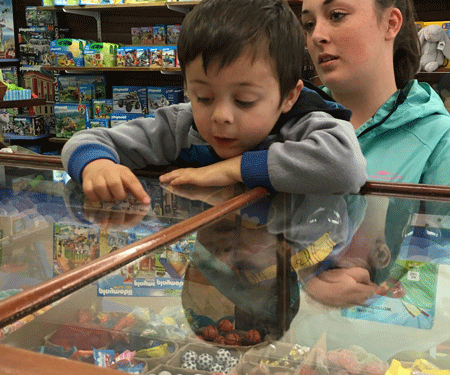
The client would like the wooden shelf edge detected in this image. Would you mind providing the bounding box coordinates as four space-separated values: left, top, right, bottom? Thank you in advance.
0 98 48 109
41 65 181 73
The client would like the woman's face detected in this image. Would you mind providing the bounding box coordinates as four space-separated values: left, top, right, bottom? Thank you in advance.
301 0 391 93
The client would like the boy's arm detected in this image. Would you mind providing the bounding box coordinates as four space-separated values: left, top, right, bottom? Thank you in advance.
61 104 194 185
242 112 367 195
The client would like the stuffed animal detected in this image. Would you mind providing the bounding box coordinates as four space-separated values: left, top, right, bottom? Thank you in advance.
418 24 450 72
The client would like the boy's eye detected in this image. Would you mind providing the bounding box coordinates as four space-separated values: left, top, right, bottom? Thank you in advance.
196 96 213 104
235 100 255 108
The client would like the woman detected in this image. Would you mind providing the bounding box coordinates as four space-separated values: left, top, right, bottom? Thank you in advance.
298 0 450 305
301 0 450 185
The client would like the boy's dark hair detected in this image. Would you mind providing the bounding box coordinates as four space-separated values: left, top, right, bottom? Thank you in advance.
374 0 420 89
178 0 305 103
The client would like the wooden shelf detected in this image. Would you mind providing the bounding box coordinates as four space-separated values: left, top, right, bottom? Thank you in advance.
41 65 181 73
0 98 47 109
49 137 69 144
37 1 198 11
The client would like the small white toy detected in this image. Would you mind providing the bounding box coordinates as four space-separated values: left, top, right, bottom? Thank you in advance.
418 24 450 72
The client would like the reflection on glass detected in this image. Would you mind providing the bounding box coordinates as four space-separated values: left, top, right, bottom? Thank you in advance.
2 163 450 373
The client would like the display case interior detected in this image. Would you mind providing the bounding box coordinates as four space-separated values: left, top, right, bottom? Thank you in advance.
2 156 450 374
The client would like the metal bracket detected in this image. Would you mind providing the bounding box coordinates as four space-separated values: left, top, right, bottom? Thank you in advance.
63 8 102 41
166 3 190 14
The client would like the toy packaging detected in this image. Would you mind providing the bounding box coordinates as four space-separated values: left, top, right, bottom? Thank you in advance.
78 84 94 103
116 46 138 67
50 39 87 67
79 0 124 4
112 86 148 114
150 47 163 68
110 113 145 127
57 75 107 102
140 26 154 45
53 0 77 4
166 25 181 45
18 27 55 66
42 0 54 5
153 25 167 46
162 46 177 68
54 103 91 138
84 43 118 68
7 115 47 136
147 86 184 118
88 119 110 128
93 99 113 119
26 6 55 27
136 47 150 67
131 28 141 45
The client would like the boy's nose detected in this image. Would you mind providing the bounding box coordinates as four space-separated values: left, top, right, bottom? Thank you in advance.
211 101 234 125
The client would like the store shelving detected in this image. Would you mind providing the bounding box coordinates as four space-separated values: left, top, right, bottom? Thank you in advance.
0 98 47 109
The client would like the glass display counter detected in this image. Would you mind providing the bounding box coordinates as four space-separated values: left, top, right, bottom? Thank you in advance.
1 154 450 375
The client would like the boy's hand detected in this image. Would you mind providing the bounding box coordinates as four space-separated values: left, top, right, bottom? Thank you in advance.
82 159 150 204
159 156 243 187
304 267 378 308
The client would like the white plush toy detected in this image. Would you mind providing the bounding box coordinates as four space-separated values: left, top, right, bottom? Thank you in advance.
418 24 450 72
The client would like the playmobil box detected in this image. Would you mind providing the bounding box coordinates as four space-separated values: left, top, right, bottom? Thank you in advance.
116 46 138 67
53 0 77 5
147 86 184 118
112 86 148 114
54 103 91 138
153 25 167 46
110 113 145 127
166 25 181 45
88 118 110 128
421 22 450 69
57 75 107 102
150 47 163 68
78 84 95 103
136 47 150 67
162 46 176 68
50 39 86 67
9 115 47 136
139 26 154 45
93 99 113 119
84 42 118 68
79 0 124 4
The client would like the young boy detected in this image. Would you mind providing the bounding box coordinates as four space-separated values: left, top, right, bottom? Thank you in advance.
61 0 367 204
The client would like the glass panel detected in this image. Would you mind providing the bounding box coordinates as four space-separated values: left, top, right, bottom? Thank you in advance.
2 190 450 373
0 163 250 338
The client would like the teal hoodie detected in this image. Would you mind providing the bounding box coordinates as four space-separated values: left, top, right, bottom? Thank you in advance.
323 80 450 185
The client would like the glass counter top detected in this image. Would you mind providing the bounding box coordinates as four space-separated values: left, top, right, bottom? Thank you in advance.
2 156 450 374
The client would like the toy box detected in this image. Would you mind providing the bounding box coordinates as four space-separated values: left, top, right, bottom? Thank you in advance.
9 115 47 136
150 47 163 68
88 119 110 128
57 75 107 102
131 27 141 45
50 39 86 67
153 24 167 46
140 26 154 45
162 46 176 68
112 86 148 114
93 99 113 119
147 86 184 118
136 47 150 67
18 27 54 66
53 0 77 4
79 0 124 4
42 0 54 5
110 113 145 127
54 103 90 138
78 84 94 103
84 42 118 67
116 46 138 67
166 24 181 45
421 21 450 69
26 7 55 27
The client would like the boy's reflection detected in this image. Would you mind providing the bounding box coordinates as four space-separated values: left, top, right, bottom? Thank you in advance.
182 193 368 339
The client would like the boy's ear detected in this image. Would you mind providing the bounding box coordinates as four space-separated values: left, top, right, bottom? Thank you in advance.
385 7 402 41
281 79 303 113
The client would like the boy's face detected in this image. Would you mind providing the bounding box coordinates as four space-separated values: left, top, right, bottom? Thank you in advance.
185 51 301 159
